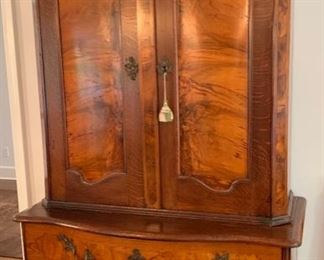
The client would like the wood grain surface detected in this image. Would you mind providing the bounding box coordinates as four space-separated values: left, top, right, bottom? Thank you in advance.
38 0 293 221
23 223 283 260
178 0 249 190
16 197 305 248
59 0 125 182
136 0 161 208
157 0 289 218
38 0 157 206
37 0 67 200
271 0 291 217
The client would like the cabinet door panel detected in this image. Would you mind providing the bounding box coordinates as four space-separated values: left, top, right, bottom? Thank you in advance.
178 0 249 190
39 0 159 207
157 0 273 216
59 0 125 183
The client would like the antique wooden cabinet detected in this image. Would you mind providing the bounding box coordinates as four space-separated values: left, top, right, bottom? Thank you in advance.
16 0 305 259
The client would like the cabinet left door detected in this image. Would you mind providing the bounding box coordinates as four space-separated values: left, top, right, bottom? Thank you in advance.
38 0 160 208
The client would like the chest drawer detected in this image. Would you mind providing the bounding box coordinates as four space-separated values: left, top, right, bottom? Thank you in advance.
23 223 282 260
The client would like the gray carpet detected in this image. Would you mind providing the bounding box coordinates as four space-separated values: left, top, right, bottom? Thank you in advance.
0 189 22 258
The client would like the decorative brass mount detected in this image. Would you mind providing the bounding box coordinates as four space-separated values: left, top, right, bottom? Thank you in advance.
84 248 95 260
57 233 76 255
124 56 139 80
214 252 230 260
128 248 146 260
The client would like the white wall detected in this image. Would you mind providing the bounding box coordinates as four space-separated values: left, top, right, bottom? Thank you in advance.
0 0 43 210
11 0 46 206
290 0 324 259
0 5 15 179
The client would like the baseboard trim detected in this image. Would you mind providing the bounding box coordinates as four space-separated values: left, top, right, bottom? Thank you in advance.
0 166 15 169
0 177 16 180
0 166 16 179
0 179 17 190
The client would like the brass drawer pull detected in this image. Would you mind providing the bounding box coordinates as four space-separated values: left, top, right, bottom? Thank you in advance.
214 252 229 260
57 233 76 255
128 249 145 260
84 248 95 260
124 56 139 80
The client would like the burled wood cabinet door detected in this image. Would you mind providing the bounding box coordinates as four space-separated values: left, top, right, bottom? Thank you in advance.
38 0 159 207
156 0 276 216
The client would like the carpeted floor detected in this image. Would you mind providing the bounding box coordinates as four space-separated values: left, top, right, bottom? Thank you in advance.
0 188 22 259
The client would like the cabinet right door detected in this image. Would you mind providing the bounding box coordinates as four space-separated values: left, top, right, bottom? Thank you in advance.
156 0 276 217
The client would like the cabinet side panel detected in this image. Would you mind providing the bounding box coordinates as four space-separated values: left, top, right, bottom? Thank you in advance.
271 0 291 217
38 0 67 200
